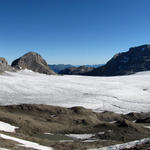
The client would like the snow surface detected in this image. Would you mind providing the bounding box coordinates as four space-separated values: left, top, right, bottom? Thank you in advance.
89 137 150 150
82 139 99 143
98 132 105 134
66 134 94 140
0 133 53 150
0 121 18 132
109 121 117 124
1 70 150 113
144 126 150 129
44 133 54 135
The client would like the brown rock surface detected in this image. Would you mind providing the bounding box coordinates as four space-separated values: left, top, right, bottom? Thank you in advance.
11 52 56 75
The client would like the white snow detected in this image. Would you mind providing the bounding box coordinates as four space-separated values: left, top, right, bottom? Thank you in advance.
0 133 53 150
89 137 150 150
98 132 105 134
144 126 150 129
82 139 99 142
59 140 74 142
66 134 94 139
0 121 18 132
1 70 150 113
44 133 54 135
109 121 117 124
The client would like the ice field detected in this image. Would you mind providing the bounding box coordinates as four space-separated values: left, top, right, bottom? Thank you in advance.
1 70 150 113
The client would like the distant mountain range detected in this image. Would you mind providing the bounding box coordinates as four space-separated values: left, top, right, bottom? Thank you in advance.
59 66 94 75
48 64 74 73
51 44 150 76
1 44 150 76
48 64 104 73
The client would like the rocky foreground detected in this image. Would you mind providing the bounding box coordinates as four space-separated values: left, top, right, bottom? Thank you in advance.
123 142 150 150
0 104 150 150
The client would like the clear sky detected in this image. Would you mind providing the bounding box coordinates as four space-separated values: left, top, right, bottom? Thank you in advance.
1 0 150 65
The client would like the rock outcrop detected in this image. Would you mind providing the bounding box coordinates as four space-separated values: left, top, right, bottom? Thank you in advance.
11 52 56 75
59 65 94 75
86 44 150 76
0 57 14 73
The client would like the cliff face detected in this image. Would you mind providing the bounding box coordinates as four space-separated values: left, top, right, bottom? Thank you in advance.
11 52 56 75
86 45 150 76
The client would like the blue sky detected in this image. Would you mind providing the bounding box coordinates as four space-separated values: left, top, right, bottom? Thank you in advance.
1 0 150 65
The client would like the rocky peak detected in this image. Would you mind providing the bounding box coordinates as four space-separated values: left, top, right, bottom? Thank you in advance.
11 52 56 75
0 57 14 73
86 44 150 76
129 44 150 52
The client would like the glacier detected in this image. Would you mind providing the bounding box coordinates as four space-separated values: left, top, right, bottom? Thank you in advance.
0 69 150 114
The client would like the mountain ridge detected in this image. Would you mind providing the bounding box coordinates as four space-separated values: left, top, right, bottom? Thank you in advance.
59 65 94 75
48 64 103 73
86 44 150 76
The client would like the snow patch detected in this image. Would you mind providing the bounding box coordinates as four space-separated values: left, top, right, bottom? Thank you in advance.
98 132 105 135
0 134 53 150
0 121 18 132
59 140 74 142
144 126 150 129
109 121 117 124
82 139 99 142
66 134 94 140
44 133 54 135
88 137 150 150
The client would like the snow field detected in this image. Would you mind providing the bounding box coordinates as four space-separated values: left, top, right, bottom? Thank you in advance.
0 70 150 113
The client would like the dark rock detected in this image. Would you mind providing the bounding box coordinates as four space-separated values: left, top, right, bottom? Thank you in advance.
123 112 150 121
11 52 56 75
48 64 103 73
0 57 14 73
136 117 150 123
117 120 130 127
70 106 93 115
86 44 150 76
59 65 94 75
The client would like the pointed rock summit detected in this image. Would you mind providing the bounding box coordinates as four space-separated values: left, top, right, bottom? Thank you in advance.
11 52 56 75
